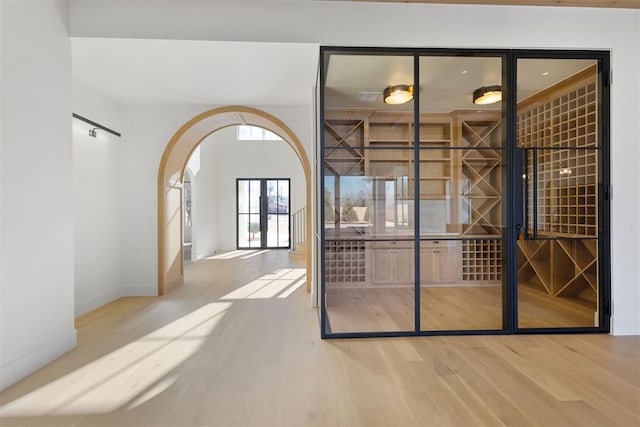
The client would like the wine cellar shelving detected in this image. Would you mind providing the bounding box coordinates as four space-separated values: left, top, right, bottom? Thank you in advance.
323 111 502 287
323 64 599 297
517 239 598 300
323 119 365 177
458 115 504 283
517 65 599 301
324 240 366 286
462 240 502 282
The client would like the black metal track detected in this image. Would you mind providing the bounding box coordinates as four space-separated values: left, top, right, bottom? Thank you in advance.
72 113 121 137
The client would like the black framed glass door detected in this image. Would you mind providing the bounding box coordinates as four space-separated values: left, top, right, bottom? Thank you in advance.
319 47 610 338
514 55 608 331
237 178 290 249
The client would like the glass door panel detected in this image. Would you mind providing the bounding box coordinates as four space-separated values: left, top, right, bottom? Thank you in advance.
322 52 415 334
266 179 290 248
237 178 290 249
418 55 506 332
516 58 600 329
237 179 262 248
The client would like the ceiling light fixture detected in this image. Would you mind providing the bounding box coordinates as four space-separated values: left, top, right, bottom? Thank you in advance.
383 84 414 105
473 85 502 105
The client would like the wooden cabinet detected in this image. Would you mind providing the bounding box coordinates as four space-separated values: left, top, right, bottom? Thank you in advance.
369 241 414 286
367 240 461 286
420 240 461 284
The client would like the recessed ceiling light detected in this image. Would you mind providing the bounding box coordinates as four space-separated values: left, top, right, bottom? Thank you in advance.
542 71 550 76
461 70 468 75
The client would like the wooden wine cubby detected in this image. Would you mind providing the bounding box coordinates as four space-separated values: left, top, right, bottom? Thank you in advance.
458 114 504 283
462 239 502 282
517 239 598 300
324 240 366 287
517 65 600 300
323 119 365 177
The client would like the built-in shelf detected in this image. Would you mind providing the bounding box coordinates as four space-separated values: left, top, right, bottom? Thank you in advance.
517 65 599 300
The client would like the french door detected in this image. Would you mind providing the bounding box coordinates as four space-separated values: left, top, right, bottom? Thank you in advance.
237 178 290 249
319 47 610 338
513 55 608 331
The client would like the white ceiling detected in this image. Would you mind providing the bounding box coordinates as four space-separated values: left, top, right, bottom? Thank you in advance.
325 55 596 112
72 38 595 112
72 38 320 106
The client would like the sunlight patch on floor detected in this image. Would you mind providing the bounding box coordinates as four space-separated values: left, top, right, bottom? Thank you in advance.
0 303 231 417
220 268 306 300
206 250 261 260
240 249 270 259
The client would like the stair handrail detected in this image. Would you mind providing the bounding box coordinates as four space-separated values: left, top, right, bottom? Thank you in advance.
291 206 306 252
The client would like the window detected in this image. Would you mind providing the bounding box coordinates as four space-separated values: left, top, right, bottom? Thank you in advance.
237 125 282 141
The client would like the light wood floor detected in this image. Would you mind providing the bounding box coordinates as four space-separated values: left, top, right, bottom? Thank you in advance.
0 250 638 426
327 284 596 333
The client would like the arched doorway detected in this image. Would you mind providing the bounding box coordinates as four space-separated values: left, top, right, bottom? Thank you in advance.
158 106 312 295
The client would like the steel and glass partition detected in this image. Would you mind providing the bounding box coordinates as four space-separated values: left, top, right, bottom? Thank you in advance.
515 56 608 331
319 47 610 337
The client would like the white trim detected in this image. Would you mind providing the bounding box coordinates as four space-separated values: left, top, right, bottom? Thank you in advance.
75 285 158 317
0 329 77 392
611 315 640 335
75 287 124 317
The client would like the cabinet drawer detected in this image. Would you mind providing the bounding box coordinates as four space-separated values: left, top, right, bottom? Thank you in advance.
371 240 413 249
420 240 459 249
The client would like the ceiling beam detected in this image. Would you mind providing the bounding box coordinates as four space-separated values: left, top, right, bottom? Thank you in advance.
331 0 639 9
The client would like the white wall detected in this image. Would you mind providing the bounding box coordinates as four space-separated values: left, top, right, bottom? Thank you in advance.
72 79 124 316
0 0 76 391
118 105 208 296
183 126 307 258
191 141 220 259
117 105 312 295
205 126 306 252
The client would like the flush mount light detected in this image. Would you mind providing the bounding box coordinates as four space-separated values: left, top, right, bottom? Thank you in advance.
473 85 502 105
383 84 414 105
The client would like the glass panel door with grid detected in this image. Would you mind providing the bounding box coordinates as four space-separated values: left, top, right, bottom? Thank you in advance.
237 178 290 249
515 58 603 329
418 55 506 332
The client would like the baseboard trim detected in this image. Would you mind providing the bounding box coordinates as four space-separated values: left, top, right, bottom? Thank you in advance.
611 315 640 335
120 284 158 297
75 285 158 317
0 328 77 392
75 286 124 317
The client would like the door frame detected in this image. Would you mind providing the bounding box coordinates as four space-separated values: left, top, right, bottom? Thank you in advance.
157 106 312 295
236 178 292 250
